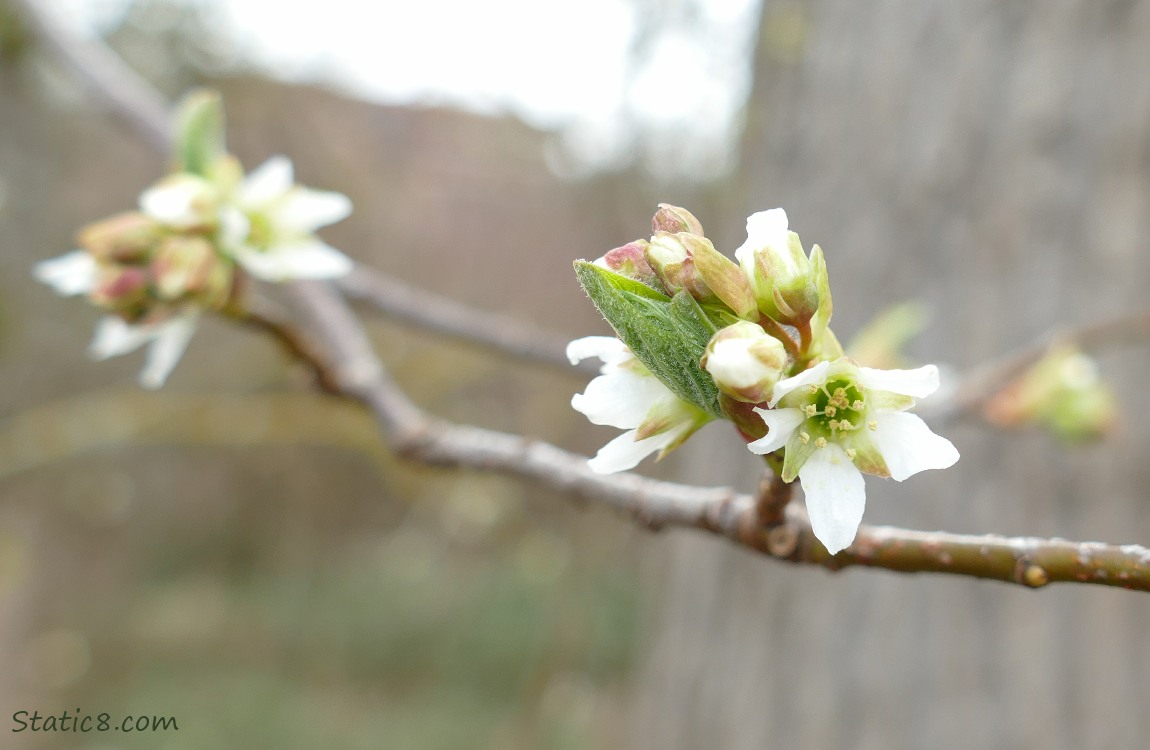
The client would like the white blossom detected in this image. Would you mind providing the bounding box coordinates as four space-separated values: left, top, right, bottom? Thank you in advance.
568 336 710 474
747 358 959 554
33 252 198 389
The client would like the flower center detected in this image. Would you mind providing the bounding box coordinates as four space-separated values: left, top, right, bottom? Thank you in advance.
802 377 866 440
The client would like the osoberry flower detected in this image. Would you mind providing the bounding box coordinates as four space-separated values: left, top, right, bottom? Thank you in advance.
34 248 203 389
747 358 959 554
35 158 352 388
141 156 354 282
568 336 711 474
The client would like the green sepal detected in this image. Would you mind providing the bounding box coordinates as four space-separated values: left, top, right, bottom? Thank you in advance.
574 261 722 417
173 89 226 177
780 425 816 482
809 244 832 340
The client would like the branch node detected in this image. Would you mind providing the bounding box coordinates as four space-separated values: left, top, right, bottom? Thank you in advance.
1015 559 1050 588
766 525 799 558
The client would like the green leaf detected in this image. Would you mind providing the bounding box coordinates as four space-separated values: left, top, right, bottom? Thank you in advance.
574 261 722 417
173 89 226 177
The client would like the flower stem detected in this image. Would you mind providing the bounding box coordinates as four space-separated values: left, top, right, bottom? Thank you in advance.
755 459 793 527
757 314 800 361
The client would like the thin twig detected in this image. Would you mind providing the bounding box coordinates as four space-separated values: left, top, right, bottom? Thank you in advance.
754 469 793 527
9 0 171 152
290 281 1150 592
928 306 1150 422
338 265 595 374
19 0 1150 592
234 295 345 396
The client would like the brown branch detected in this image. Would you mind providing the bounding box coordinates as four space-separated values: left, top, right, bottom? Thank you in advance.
20 0 1150 592
9 0 171 152
289 281 1150 592
233 295 345 396
753 469 793 527
338 265 596 374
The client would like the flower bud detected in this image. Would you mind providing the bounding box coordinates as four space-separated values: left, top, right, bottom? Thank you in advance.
651 203 704 236
151 235 229 303
984 345 1117 442
594 239 659 287
701 321 789 403
77 212 161 263
688 234 757 319
734 208 819 326
645 232 717 302
90 265 149 313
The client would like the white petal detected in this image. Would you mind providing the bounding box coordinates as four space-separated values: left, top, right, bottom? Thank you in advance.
734 208 789 264
857 364 940 399
587 425 684 474
218 206 251 252
798 443 867 554
241 156 294 206
89 317 156 359
769 360 832 406
34 251 97 296
140 177 211 227
871 411 960 481
274 188 353 232
747 407 806 454
566 336 628 367
235 241 353 281
138 314 199 389
572 369 669 429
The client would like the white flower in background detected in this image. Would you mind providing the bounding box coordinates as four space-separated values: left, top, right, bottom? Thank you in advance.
568 336 710 474
747 358 959 554
139 156 354 282
33 251 198 389
226 156 353 281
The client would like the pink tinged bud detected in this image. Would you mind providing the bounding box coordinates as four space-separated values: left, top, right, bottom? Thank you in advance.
645 232 717 302
597 239 659 286
651 203 704 236
90 265 149 310
77 212 161 263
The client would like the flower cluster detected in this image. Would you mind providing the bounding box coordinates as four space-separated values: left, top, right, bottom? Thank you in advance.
572 204 959 553
34 93 352 388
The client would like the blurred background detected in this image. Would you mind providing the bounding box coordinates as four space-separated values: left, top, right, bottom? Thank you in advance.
2 1 1150 748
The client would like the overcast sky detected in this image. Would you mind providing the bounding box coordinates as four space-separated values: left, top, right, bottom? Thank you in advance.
44 0 758 174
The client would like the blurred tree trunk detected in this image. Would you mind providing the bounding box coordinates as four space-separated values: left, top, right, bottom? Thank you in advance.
631 2 1150 748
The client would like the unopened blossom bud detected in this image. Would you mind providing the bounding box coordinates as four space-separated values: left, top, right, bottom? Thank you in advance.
734 208 820 326
702 321 789 403
646 231 716 302
689 234 757 319
90 265 149 314
151 235 232 306
77 212 161 263
651 203 704 236
984 345 1117 442
595 239 659 287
